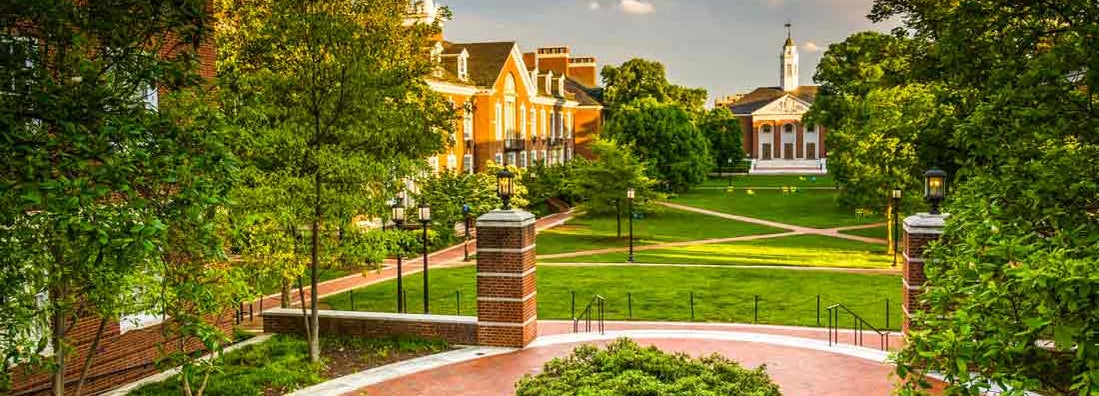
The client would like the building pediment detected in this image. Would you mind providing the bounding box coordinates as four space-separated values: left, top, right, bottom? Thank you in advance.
752 94 811 116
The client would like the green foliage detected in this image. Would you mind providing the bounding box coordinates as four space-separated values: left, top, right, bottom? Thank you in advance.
567 139 657 216
601 58 707 113
812 31 917 98
698 107 744 171
414 170 501 243
602 98 712 192
0 0 231 391
525 160 584 216
844 1 1099 395
515 338 781 396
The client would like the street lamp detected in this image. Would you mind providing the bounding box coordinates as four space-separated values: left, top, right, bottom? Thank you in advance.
891 188 902 267
497 168 515 210
924 168 947 215
727 157 734 186
391 199 406 313
627 188 636 263
419 202 431 313
462 204 471 261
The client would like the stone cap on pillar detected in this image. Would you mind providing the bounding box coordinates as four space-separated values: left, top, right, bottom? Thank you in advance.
476 209 536 228
903 212 949 235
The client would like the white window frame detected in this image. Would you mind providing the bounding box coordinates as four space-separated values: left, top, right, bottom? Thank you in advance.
520 104 527 139
463 108 473 140
541 109 548 137
447 154 457 170
495 102 503 140
520 151 527 168
494 152 503 166
429 156 439 172
507 152 517 167
463 154 473 174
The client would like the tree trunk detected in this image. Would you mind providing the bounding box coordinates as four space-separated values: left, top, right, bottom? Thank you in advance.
50 281 68 396
280 281 291 309
309 172 321 363
72 317 108 396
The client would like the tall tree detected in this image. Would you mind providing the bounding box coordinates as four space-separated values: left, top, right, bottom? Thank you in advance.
0 1 229 394
861 1 1099 395
217 0 451 363
602 98 711 192
698 107 744 172
601 58 707 113
568 139 657 216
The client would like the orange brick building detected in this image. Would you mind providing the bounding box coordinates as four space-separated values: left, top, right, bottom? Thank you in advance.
414 1 605 174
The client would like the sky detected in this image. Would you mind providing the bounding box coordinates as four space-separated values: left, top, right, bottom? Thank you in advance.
440 0 897 106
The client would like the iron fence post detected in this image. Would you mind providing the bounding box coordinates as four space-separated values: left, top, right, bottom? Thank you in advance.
571 290 576 319
885 298 890 329
816 295 821 326
628 292 632 319
689 291 695 321
456 290 461 315
349 290 355 311
754 295 759 324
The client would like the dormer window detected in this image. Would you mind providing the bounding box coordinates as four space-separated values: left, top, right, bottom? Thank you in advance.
544 72 553 95
457 51 469 81
557 77 565 96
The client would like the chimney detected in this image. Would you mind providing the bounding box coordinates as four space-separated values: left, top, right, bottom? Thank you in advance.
567 57 598 88
535 46 570 77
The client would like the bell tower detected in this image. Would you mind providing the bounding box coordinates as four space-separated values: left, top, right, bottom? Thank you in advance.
780 23 799 92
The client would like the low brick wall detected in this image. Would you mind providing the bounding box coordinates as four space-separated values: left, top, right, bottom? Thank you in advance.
262 309 478 345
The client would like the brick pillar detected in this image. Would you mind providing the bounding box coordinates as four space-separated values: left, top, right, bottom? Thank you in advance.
475 209 538 347
901 213 947 334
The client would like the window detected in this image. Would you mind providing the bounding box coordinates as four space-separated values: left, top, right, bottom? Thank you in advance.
541 109 548 137
520 104 527 139
494 152 503 166
463 154 473 174
565 148 572 162
141 83 158 111
505 100 516 137
463 108 473 140
457 52 469 80
542 150 548 163
447 154 457 170
507 152 517 167
520 151 527 168
565 112 572 138
1 36 37 95
120 312 164 334
784 123 794 133
761 124 772 134
530 108 537 137
494 102 503 140
428 156 439 172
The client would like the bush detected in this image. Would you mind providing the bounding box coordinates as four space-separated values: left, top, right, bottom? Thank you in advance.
515 338 781 396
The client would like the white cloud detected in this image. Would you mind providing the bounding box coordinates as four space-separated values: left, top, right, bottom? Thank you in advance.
619 0 655 14
589 1 601 10
802 41 820 52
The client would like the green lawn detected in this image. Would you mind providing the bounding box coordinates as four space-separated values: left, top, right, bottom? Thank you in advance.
536 206 784 255
671 189 882 228
840 225 889 240
322 265 904 331
700 174 835 188
543 235 890 269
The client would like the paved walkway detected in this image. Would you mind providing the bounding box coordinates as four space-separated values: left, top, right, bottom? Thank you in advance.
536 202 886 261
539 262 900 275
349 321 937 396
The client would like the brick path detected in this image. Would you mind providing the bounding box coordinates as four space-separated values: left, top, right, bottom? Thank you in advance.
350 321 937 396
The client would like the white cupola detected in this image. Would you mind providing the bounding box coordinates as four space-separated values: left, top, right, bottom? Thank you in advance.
780 23 799 92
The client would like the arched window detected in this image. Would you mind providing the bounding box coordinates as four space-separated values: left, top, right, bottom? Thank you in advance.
761 124 772 133
504 74 516 95
783 123 795 133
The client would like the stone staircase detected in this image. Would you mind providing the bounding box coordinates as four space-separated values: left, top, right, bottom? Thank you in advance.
749 159 827 175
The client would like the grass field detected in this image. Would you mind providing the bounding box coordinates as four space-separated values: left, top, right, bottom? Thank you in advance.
671 189 883 228
700 174 835 188
536 205 784 255
840 225 890 240
542 235 890 269
321 265 904 331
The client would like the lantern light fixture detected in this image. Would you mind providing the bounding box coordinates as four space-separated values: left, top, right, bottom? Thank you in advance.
924 168 947 215
497 168 515 210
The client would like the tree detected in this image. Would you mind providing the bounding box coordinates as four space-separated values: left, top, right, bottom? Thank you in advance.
0 1 230 394
602 98 711 192
524 159 584 216
217 0 451 363
414 170 501 244
515 338 781 395
601 58 707 112
568 139 656 216
858 1 1099 395
698 107 744 172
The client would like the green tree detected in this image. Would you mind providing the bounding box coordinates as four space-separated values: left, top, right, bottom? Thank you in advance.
698 107 744 172
516 338 781 395
601 58 707 112
568 140 657 216
602 98 711 192
0 1 232 394
218 0 451 363
860 1 1099 395
524 159 584 216
414 171 501 244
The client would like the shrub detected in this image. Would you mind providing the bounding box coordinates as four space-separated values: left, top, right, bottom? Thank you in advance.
515 338 781 396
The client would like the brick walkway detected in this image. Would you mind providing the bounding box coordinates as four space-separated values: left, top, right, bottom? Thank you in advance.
350 321 938 396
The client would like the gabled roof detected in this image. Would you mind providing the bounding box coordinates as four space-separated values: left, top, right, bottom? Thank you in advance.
442 41 516 88
564 77 601 106
727 86 818 115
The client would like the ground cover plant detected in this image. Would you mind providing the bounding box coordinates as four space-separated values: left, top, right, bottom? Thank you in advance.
672 189 883 228
535 205 783 255
322 265 903 330
545 234 890 269
130 334 449 396
514 338 781 396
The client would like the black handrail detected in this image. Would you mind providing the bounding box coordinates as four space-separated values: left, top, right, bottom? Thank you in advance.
826 303 891 351
572 295 605 335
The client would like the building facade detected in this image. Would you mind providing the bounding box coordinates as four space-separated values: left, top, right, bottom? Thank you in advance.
722 27 827 174
414 0 604 174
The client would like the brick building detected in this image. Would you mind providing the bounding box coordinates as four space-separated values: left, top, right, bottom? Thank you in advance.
413 0 604 174
720 25 827 175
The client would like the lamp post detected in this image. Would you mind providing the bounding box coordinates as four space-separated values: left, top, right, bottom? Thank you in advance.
727 157 734 186
891 188 902 267
627 188 636 263
497 168 514 210
462 204 471 261
924 168 947 215
391 199 405 313
419 202 431 313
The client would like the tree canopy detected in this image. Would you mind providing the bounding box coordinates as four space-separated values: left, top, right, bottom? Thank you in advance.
601 98 712 192
601 58 707 112
698 107 745 171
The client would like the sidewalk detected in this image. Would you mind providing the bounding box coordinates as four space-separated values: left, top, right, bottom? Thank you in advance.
245 210 574 317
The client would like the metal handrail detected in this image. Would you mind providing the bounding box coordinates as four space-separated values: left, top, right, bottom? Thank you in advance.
826 303 891 351
572 295 605 335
